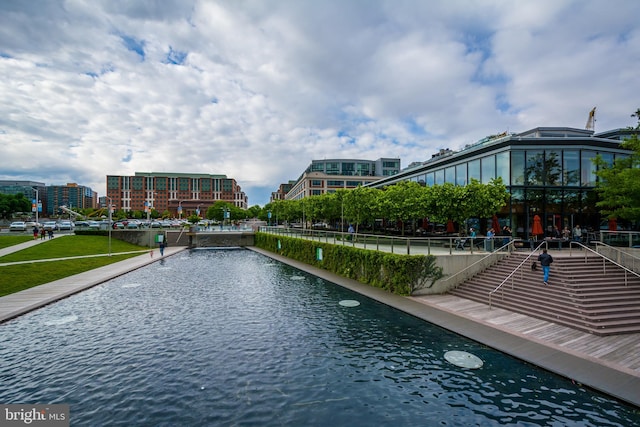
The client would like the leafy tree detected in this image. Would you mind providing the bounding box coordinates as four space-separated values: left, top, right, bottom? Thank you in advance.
594 110 640 222
0 193 30 219
206 201 236 222
343 186 381 233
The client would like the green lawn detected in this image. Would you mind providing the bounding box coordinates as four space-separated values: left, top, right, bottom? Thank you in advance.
0 235 33 249
0 235 148 297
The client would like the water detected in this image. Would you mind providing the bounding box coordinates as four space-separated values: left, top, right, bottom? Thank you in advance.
1 249 638 426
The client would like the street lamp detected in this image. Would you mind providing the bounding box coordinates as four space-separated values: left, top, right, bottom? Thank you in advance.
147 192 157 249
106 196 113 256
31 187 40 226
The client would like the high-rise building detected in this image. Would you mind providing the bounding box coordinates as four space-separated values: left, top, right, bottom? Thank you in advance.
48 183 97 215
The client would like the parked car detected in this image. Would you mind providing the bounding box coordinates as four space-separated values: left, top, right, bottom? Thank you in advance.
9 221 26 231
57 221 75 230
126 220 142 229
43 221 58 231
25 221 42 229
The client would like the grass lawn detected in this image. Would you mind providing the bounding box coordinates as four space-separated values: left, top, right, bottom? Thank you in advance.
0 235 148 297
0 234 33 249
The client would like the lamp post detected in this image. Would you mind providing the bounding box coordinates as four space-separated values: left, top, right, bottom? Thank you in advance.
147 192 156 249
31 187 40 226
107 196 113 256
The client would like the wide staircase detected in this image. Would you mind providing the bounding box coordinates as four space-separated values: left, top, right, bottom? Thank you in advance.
448 251 640 336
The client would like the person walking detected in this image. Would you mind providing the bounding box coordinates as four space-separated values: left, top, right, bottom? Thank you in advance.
537 248 554 286
159 241 165 256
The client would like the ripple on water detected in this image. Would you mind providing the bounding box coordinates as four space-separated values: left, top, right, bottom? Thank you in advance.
43 315 78 326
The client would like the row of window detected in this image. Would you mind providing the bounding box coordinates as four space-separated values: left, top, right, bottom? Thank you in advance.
310 180 366 187
408 149 625 187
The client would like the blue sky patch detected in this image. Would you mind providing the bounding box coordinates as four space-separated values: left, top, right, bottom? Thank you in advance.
164 46 187 65
120 34 145 59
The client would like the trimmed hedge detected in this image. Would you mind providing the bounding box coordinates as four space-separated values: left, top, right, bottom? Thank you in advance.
255 232 442 296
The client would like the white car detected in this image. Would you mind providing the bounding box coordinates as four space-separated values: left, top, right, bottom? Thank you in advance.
57 221 75 230
43 221 58 231
9 221 26 231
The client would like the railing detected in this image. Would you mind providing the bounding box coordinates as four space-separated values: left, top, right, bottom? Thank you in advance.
569 241 640 286
598 230 640 248
592 241 640 274
258 226 510 256
438 240 516 290
489 241 547 309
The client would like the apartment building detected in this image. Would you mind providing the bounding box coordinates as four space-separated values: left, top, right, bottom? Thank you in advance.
106 172 248 217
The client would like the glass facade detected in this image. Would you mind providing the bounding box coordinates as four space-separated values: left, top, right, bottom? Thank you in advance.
368 128 635 238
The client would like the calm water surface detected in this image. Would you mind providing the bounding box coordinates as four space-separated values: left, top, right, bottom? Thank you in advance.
1 249 639 426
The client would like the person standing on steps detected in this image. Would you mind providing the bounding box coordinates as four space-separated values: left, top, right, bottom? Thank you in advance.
537 248 554 286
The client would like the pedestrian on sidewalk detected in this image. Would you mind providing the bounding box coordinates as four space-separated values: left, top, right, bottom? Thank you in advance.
537 248 554 285
159 241 165 256
32 225 39 240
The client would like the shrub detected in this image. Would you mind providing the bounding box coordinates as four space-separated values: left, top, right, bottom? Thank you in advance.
255 232 442 295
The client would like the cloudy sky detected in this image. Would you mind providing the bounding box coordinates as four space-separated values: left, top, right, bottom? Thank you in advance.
1 0 639 206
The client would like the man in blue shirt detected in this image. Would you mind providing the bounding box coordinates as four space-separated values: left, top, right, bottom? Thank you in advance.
537 248 554 285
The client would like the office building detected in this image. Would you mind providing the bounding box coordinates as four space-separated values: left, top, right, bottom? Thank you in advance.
106 172 248 218
284 158 400 200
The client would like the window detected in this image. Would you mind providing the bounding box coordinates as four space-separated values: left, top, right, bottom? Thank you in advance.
426 172 435 186
455 165 467 186
481 155 495 184
511 151 525 185
563 151 579 186
445 166 455 184
581 151 597 186
526 151 544 186
327 180 344 187
326 163 340 175
346 181 361 186
356 163 370 176
435 169 444 185
383 161 398 168
311 180 322 187
545 150 562 186
468 159 480 182
311 163 325 172
496 152 510 185
342 162 355 176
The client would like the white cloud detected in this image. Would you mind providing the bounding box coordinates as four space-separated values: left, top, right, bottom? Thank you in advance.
1 0 639 205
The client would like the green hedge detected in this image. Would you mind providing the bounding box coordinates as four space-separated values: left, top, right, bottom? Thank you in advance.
255 232 442 295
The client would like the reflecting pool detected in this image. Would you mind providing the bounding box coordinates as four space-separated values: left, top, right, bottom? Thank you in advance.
1 249 639 426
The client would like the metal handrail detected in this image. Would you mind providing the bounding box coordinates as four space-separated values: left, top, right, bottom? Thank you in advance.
438 239 516 289
592 241 640 273
569 241 640 286
489 241 547 309
257 226 499 255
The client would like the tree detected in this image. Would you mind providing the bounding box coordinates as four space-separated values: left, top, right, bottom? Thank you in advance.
343 186 381 233
0 193 30 219
594 110 640 222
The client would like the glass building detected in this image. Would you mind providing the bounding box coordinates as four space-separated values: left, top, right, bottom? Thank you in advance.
368 127 637 238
